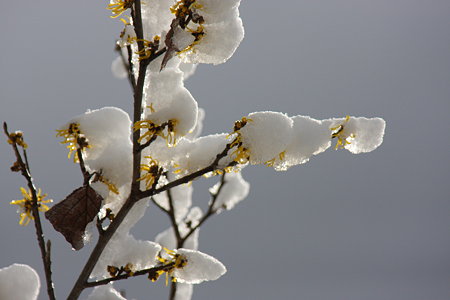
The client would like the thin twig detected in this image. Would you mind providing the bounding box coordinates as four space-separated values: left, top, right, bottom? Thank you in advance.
85 262 175 288
150 197 168 212
181 173 227 243
3 122 56 300
140 141 235 199
167 189 183 246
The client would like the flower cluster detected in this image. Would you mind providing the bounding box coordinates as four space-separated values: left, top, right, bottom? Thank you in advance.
10 187 52 226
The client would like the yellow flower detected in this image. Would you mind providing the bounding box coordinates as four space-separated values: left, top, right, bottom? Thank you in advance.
107 0 134 19
152 248 188 285
331 115 356 150
56 123 90 163
138 157 160 190
10 187 52 226
7 131 28 149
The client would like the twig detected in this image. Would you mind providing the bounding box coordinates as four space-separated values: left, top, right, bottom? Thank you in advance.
3 122 56 300
169 281 177 300
167 189 183 246
140 141 235 199
85 262 175 288
181 173 227 243
150 196 169 213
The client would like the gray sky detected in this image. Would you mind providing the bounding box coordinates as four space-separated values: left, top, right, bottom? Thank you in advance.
1 0 449 299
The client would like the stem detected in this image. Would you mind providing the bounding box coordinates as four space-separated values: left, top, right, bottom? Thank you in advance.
167 189 183 246
3 122 56 300
169 281 177 300
182 173 226 243
140 142 235 199
84 261 176 288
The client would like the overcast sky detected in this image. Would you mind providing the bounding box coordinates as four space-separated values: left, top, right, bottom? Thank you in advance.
1 0 449 299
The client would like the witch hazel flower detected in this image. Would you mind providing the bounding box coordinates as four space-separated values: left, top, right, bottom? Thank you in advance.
154 248 226 285
324 116 386 154
135 68 198 146
57 107 133 197
230 111 386 171
10 187 52 226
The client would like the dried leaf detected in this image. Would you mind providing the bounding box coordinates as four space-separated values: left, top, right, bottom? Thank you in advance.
45 186 102 250
161 18 181 71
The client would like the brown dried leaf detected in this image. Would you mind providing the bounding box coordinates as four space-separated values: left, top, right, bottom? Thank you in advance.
45 186 102 250
161 18 181 71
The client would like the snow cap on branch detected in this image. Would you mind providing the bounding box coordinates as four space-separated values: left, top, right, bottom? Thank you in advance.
172 248 226 284
324 116 386 154
173 133 233 175
87 284 126 300
60 107 133 194
142 68 198 143
177 0 244 65
234 111 293 165
0 264 40 300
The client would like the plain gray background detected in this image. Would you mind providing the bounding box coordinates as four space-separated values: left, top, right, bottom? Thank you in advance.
1 0 449 299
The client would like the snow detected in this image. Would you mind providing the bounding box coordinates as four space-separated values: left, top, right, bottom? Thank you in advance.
210 172 249 212
92 199 162 279
143 69 199 141
67 107 133 191
173 249 226 284
179 0 244 65
174 283 194 300
237 111 293 165
173 133 233 175
0 264 40 300
178 18 244 65
273 115 332 171
324 116 386 154
87 284 126 300
153 179 193 223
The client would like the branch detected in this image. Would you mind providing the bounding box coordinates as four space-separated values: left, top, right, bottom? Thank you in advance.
181 173 227 243
140 141 235 199
85 262 175 287
3 122 56 300
167 189 183 247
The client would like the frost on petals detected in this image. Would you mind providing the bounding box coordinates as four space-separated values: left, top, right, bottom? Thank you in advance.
87 284 126 300
172 249 226 284
0 264 40 300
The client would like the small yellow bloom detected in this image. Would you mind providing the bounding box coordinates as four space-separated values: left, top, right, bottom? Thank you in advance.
10 187 52 226
153 248 188 285
56 123 90 163
331 115 356 150
107 0 134 19
7 131 28 149
138 157 160 190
